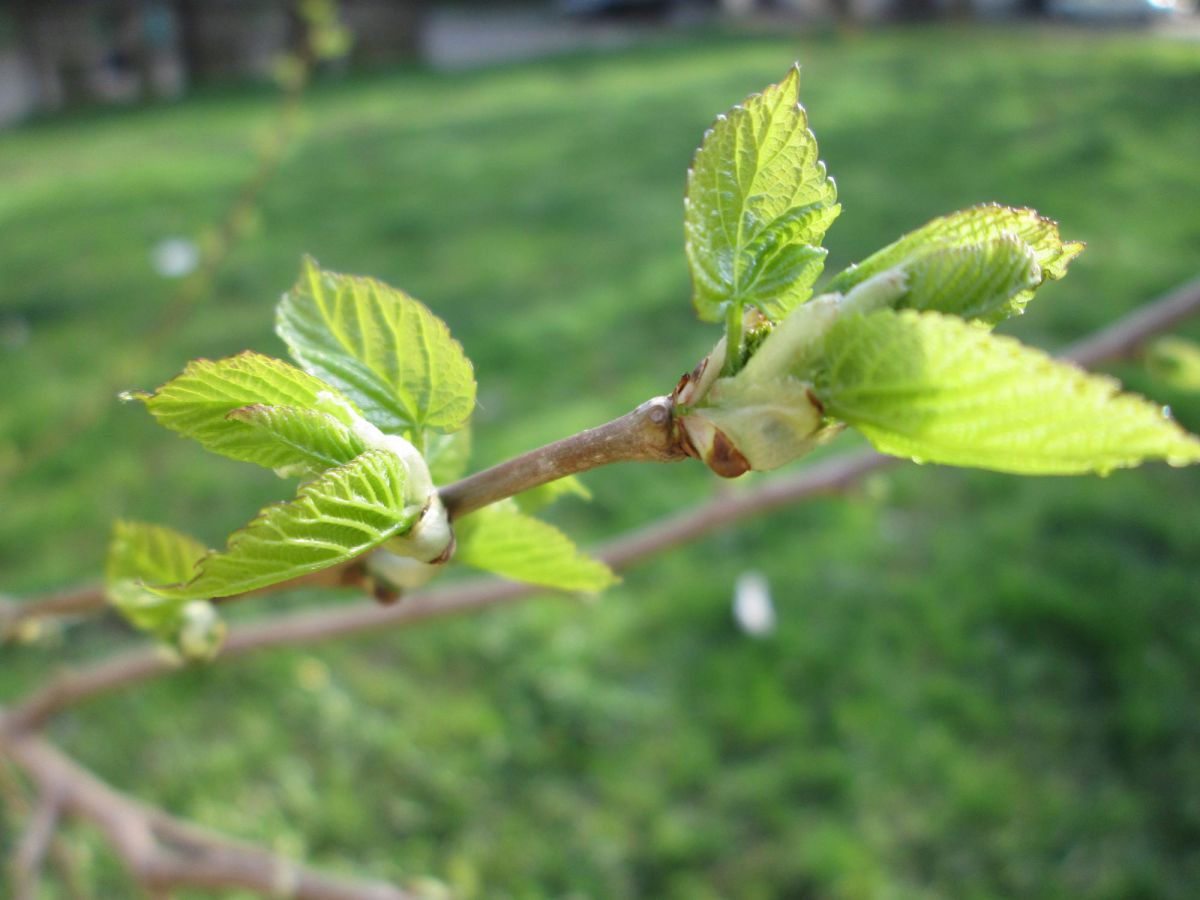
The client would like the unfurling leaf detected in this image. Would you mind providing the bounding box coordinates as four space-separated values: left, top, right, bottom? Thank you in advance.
152 450 420 600
817 310 1200 474
513 475 592 514
455 502 617 593
685 65 839 324
106 521 225 659
826 205 1083 324
278 257 476 437
124 351 363 474
108 521 207 588
425 426 472 485
1147 336 1200 393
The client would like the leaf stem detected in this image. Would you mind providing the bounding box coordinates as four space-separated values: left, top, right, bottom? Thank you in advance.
723 302 743 376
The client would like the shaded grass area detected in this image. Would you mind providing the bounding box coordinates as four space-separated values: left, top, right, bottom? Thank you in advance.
2 25 1199 898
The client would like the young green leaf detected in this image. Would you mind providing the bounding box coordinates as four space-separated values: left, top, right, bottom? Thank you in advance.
125 351 363 473
152 449 420 600
226 405 366 476
1147 336 1200 393
826 205 1083 324
424 426 472 485
455 502 617 593
817 310 1200 474
108 520 208 589
685 65 840 324
107 520 209 631
513 475 592 514
277 257 476 436
897 236 1042 323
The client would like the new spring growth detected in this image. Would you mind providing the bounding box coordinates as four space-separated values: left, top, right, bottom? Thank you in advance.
677 270 909 477
347 411 456 595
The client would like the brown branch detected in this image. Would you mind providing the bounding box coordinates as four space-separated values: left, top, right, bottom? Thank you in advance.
1 584 107 642
440 395 686 519
6 274 1200 727
1063 276 1200 367
0 731 416 900
9 275 1199 640
12 788 61 900
0 760 88 900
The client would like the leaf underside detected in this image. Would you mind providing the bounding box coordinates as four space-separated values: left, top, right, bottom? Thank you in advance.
818 310 1200 475
455 502 617 593
153 450 419 600
827 204 1084 324
278 257 476 436
106 521 208 632
685 66 840 323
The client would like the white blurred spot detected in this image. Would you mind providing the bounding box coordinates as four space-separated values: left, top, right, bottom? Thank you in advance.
151 237 200 279
733 571 775 637
0 316 29 350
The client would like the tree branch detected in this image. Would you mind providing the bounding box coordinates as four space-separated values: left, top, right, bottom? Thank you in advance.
12 788 61 900
7 275 1199 640
0 731 416 900
440 395 686 519
1063 276 1200 367
1 584 107 642
5 275 1200 728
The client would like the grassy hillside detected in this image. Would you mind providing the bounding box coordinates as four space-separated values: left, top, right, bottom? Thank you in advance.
2 26 1199 898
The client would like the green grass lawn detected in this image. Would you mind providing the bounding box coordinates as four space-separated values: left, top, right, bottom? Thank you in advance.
2 25 1200 898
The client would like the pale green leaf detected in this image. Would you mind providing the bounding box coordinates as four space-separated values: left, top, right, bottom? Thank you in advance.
425 426 472 485
227 404 366 476
455 502 616 593
897 236 1042 324
107 520 208 588
277 257 476 435
1147 336 1200 393
817 310 1200 474
153 449 420 600
827 204 1084 323
125 352 362 472
106 521 208 633
514 475 592 515
685 66 840 323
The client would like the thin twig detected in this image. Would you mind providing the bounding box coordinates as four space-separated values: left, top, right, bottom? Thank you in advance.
0 731 416 900
12 789 61 900
1063 276 1200 367
1 584 107 641
0 760 88 900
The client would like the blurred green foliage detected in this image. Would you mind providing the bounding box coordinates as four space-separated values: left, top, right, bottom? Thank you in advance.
2 26 1199 898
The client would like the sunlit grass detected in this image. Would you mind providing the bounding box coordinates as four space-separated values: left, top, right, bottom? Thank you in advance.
2 25 1199 897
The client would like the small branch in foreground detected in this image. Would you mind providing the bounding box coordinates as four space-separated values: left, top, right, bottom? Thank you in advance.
1 731 416 900
12 789 61 900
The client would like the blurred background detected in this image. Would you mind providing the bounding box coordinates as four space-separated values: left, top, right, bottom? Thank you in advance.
2 1 1200 896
